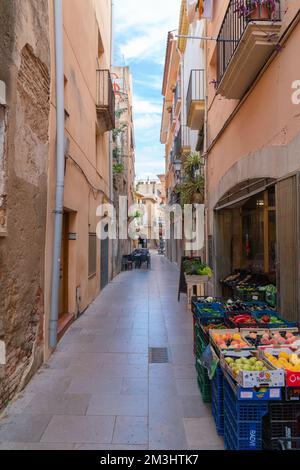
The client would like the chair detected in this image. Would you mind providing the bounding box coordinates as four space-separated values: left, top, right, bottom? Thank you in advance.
122 255 133 271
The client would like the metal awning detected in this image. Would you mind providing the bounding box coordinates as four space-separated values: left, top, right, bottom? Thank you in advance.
215 178 276 211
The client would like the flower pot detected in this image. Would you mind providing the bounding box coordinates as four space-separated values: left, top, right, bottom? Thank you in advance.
185 274 210 283
249 4 271 20
191 192 204 204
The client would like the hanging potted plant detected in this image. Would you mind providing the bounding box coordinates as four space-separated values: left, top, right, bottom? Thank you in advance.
235 0 279 21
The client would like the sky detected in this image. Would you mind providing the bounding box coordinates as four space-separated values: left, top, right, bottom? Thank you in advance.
113 0 182 181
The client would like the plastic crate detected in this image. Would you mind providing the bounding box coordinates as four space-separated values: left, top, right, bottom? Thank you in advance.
196 317 227 343
211 366 224 436
262 401 300 450
264 437 300 450
224 375 268 450
253 310 298 329
196 359 211 403
194 303 225 320
225 310 258 329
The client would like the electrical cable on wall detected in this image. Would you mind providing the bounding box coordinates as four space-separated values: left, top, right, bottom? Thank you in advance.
66 153 112 203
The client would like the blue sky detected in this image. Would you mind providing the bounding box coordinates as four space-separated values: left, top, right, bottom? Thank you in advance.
113 0 181 180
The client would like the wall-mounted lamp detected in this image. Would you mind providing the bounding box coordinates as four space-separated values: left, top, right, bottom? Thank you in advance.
173 159 182 174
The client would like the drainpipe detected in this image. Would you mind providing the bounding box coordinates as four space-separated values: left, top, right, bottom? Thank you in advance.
49 0 65 349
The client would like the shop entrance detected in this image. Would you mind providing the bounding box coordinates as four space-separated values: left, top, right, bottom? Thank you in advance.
214 183 277 306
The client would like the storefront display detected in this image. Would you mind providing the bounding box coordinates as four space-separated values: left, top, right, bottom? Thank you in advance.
192 296 300 450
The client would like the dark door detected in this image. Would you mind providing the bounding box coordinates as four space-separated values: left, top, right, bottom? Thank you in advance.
59 212 69 317
101 224 109 290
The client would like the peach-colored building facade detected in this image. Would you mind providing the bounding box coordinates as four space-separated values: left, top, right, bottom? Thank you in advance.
45 0 114 356
205 1 300 322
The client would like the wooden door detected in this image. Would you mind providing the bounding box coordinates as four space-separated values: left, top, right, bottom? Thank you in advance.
59 212 69 317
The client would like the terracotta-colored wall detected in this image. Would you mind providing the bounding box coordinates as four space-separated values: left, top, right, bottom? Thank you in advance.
206 4 300 213
45 0 112 357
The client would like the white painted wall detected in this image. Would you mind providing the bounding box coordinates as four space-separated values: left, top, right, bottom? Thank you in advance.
181 19 205 152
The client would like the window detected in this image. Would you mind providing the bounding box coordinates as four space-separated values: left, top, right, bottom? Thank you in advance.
88 233 97 277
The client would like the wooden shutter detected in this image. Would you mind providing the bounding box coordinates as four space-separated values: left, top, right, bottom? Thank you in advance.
276 174 300 323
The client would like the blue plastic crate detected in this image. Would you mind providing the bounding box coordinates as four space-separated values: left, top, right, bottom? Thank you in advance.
224 375 268 450
211 366 224 436
194 302 225 319
253 310 298 328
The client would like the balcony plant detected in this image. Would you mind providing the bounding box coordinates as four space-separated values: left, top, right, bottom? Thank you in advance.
176 153 204 206
113 163 124 174
235 0 279 20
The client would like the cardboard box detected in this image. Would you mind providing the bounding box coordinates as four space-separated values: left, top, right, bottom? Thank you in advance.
261 347 300 388
221 351 285 388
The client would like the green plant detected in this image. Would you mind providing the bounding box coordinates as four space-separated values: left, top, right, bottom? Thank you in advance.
113 147 121 161
176 175 204 206
113 163 124 174
183 259 213 277
115 108 127 119
183 153 202 179
112 124 127 141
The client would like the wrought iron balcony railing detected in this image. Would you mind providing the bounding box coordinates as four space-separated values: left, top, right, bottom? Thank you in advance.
96 69 115 131
174 125 191 158
174 79 181 110
187 69 205 113
217 0 281 85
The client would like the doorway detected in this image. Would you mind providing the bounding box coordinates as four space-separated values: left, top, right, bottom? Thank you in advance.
100 224 109 290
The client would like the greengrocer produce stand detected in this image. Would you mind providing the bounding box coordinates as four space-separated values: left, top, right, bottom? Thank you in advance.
192 296 300 450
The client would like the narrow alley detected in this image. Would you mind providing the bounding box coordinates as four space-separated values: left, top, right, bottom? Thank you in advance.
0 254 223 450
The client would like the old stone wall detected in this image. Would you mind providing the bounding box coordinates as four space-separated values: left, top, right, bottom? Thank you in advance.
0 0 50 410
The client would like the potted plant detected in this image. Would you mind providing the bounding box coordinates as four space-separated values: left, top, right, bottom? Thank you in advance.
183 259 213 283
175 152 205 206
235 0 279 20
113 162 124 174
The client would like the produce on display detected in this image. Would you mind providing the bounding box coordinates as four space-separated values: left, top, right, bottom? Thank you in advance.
211 332 251 350
224 355 266 373
183 259 213 277
193 296 300 451
244 330 300 348
227 312 257 326
265 351 300 372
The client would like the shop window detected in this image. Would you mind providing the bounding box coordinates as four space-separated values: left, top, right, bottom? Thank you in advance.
88 232 97 277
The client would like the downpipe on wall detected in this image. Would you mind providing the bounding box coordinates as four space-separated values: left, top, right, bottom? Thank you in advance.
49 0 65 349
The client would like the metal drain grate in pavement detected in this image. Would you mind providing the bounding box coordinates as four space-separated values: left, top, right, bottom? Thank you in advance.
149 347 169 364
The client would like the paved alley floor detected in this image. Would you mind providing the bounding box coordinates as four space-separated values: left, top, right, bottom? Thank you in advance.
0 254 224 450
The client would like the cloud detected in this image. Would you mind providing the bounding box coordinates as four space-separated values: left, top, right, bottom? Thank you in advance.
114 0 181 32
114 0 182 179
114 0 181 64
133 96 162 115
134 114 161 130
134 75 163 91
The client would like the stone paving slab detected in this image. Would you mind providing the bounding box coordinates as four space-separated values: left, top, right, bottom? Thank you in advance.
0 254 224 450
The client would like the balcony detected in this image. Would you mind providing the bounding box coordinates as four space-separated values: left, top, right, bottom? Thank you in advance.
170 105 176 133
217 0 281 99
174 80 181 116
174 125 191 158
96 69 115 132
187 69 205 130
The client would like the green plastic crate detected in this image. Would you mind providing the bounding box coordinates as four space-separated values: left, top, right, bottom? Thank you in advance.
196 359 211 403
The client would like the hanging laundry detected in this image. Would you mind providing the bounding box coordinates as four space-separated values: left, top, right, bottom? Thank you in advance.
187 0 198 23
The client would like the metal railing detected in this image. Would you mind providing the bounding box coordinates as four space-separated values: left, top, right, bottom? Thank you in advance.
217 0 281 84
174 79 181 108
96 69 115 128
187 69 205 113
174 125 190 157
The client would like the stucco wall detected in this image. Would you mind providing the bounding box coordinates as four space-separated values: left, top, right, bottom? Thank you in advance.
0 0 50 409
206 12 300 233
44 0 112 358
